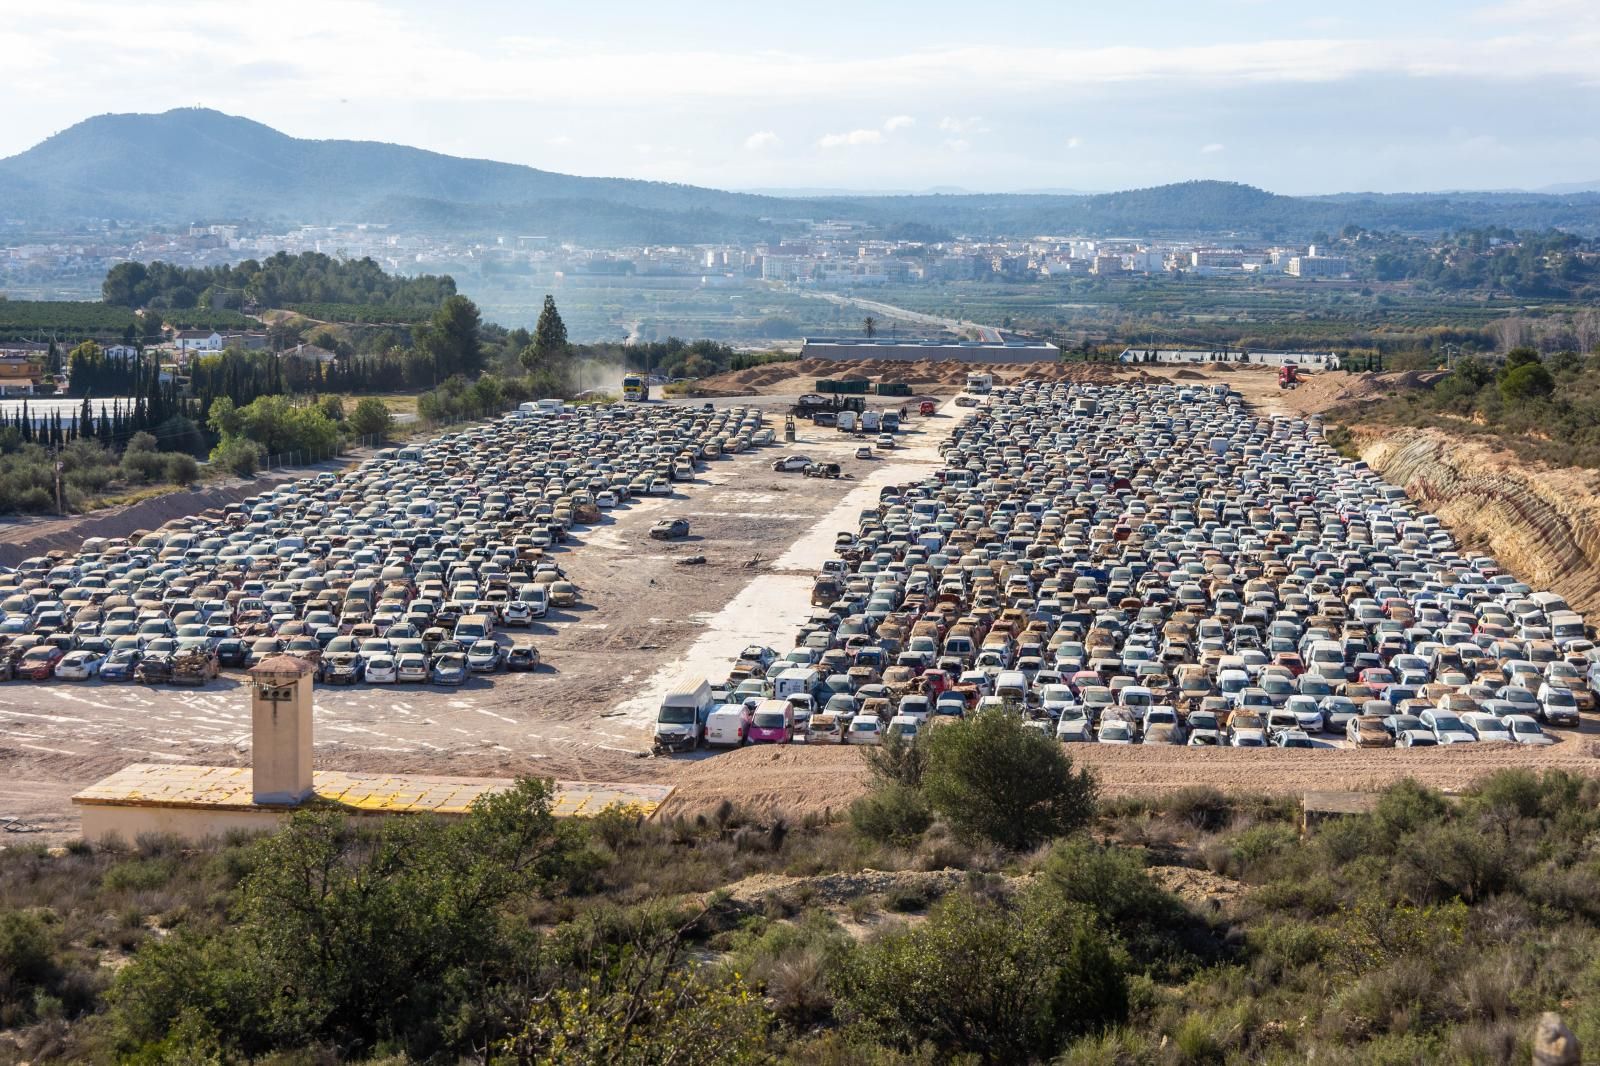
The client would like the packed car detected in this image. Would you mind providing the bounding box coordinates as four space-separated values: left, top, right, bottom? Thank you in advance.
0 401 772 690
665 379 1595 752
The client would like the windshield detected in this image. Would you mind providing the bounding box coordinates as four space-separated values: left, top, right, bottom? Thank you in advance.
753 713 786 728
658 706 695 725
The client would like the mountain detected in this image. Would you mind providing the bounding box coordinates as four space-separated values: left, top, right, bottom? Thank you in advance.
1540 179 1600 195
6 109 1600 241
0 108 805 242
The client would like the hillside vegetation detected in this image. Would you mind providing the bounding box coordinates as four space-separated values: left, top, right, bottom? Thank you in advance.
101 252 456 313
1340 346 1600 468
4 714 1600 1063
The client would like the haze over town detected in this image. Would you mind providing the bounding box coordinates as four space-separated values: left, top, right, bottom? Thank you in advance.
6 0 1600 194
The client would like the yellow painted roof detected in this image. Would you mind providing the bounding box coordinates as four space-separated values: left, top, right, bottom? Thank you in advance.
72 764 672 819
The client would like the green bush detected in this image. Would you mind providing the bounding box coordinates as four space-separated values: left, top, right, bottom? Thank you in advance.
920 709 1097 851
163 453 198 485
849 783 933 845
829 887 1127 1061
1500 361 1555 402
209 436 261 477
347 396 394 439
862 730 927 789
111 778 582 1061
1372 778 1450 846
0 910 57 989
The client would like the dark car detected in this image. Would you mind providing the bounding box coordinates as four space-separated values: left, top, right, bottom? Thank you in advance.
135 653 175 684
215 638 249 668
99 648 142 682
430 653 468 686
506 645 541 672
650 518 691 540
320 652 363 684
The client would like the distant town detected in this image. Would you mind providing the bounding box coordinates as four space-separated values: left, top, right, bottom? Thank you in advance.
0 217 1361 304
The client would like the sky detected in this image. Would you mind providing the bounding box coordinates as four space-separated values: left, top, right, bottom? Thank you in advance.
4 0 1600 195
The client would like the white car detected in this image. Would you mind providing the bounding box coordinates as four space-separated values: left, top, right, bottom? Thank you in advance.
1462 711 1512 743
53 650 104 680
1536 683 1581 727
1421 708 1477 745
467 640 502 673
1056 717 1093 743
364 654 399 684
845 714 882 745
1096 719 1135 745
771 455 813 472
1230 728 1268 748
1505 714 1556 746
396 653 429 683
501 601 534 627
1284 695 1325 732
595 491 619 509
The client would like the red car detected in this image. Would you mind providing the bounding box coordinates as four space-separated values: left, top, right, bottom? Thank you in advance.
16 645 65 680
1358 667 1396 694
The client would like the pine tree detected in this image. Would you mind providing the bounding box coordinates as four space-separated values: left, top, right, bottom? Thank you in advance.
522 295 569 369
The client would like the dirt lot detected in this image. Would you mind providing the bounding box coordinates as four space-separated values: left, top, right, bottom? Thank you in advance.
4 366 1600 841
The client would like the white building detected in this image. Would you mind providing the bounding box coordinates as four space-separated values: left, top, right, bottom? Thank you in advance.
173 330 224 353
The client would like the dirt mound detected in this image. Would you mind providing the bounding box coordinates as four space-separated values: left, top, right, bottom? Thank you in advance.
1149 866 1247 912
1172 369 1207 380
693 358 1170 397
716 868 968 910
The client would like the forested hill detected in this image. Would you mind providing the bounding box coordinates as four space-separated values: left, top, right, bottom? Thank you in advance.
6 108 1600 241
100 252 456 312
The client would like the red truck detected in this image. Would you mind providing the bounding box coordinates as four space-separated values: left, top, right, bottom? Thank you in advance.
1278 365 1300 389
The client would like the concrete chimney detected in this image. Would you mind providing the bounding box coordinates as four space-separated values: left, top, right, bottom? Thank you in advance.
247 656 315 805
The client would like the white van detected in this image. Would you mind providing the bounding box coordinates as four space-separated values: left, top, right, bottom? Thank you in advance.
517 584 549 617
774 667 821 700
653 680 713 753
994 670 1028 705
1550 610 1586 648
704 703 753 747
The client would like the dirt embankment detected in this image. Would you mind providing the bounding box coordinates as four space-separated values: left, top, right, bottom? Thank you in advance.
0 477 313 568
694 358 1173 397
1357 427 1600 618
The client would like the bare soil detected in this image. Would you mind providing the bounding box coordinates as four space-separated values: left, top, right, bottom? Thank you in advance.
8 371 1600 842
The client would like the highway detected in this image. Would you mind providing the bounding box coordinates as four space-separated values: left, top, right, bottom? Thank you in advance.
786 288 1004 343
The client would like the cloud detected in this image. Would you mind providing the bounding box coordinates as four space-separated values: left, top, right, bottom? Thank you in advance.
744 130 780 150
883 114 915 131
546 134 573 147
818 128 883 148
943 138 971 153
1201 142 1225 153
1066 136 1083 149
939 115 988 135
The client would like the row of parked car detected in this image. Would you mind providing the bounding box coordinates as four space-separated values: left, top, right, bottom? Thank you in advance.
0 401 775 689
655 378 1593 754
